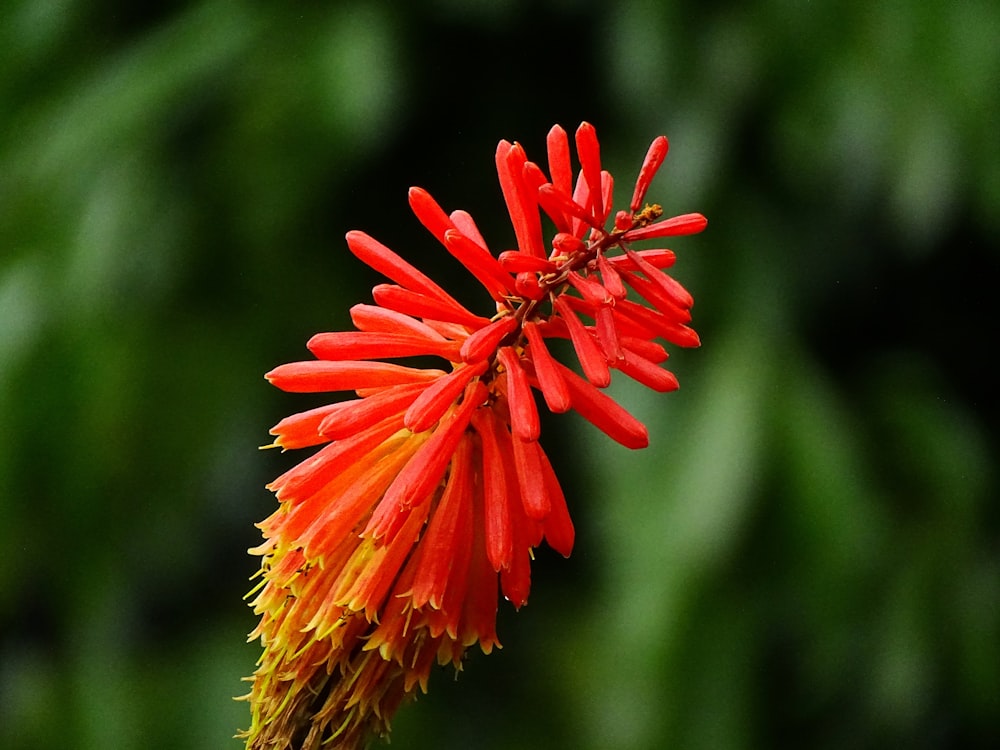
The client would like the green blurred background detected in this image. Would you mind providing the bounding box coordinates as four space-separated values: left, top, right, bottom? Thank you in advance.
2 1 998 748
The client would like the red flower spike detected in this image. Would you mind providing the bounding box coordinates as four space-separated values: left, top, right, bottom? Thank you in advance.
630 135 669 212
246 122 705 750
523 321 571 413
498 346 540 442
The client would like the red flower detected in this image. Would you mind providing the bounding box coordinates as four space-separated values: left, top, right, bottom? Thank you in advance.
241 122 706 749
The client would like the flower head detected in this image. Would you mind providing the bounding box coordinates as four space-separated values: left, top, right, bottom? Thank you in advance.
241 122 706 749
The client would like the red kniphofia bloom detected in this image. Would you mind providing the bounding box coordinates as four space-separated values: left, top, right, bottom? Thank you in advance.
241 122 707 749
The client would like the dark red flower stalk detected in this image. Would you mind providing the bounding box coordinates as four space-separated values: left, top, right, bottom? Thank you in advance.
241 122 706 749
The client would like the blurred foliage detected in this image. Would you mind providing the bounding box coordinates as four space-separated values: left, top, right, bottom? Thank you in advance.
1 1 997 748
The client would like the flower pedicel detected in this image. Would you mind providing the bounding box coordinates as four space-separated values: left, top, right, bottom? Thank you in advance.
241 122 707 749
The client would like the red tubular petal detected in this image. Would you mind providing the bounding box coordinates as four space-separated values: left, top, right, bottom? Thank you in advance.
571 172 590 234
575 122 604 221
297 436 420 561
630 135 669 212
511 434 550 520
555 360 649 449
498 346 540 442
595 305 624 362
306 331 460 361
265 359 444 393
496 141 545 258
566 271 611 306
404 360 488 433
267 402 344 449
471 408 511 572
449 209 489 249
461 481 500 652
366 382 487 542
372 284 491 329
521 159 548 192
407 186 455 246
336 504 430 620
498 251 557 274
600 170 614 225
614 349 680 392
553 296 610 387
537 445 574 556
267 412 407 502
615 298 702 348
597 253 627 299
346 230 459 306
428 441 475 636
607 247 677 271
460 315 518 364
619 268 692 323
318 383 425 440
621 336 669 364
608 303 656 339
546 124 573 198
621 212 708 242
349 303 451 341
551 232 586 258
514 272 545 300
524 161 570 234
538 184 602 232
493 421 533 608
624 248 694 309
523 321 571 413
442 229 516 299
410 433 474 610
